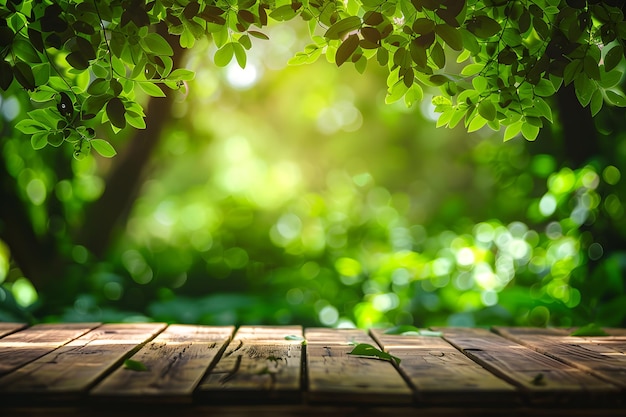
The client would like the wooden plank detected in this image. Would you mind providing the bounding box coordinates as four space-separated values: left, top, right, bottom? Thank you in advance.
0 323 166 403
435 327 621 405
91 325 234 402
196 326 303 403
370 329 519 405
3 405 626 417
305 328 413 404
494 326 626 390
0 323 99 376
0 322 27 338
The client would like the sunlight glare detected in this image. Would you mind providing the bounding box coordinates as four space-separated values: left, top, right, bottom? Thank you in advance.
225 61 259 90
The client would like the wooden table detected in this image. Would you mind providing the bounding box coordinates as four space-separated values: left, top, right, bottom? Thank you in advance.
0 323 624 416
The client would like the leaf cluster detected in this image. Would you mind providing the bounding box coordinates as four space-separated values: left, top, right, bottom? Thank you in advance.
3 0 626 156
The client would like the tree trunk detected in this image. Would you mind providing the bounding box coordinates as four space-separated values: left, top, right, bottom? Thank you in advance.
554 83 599 168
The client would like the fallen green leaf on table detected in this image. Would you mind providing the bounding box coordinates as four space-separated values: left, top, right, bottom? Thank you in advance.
531 373 546 386
570 323 609 337
384 325 443 337
123 359 148 371
284 335 306 344
348 343 401 365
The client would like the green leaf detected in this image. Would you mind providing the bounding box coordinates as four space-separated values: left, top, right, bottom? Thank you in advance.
13 36 41 63
521 121 540 141
570 323 609 337
533 98 553 122
15 119 47 135
30 132 48 150
604 44 623 72
269 4 298 21
534 78 556 97
233 42 247 68
564 59 582 86
429 42 444 69
335 34 359 67
141 32 174 56
126 111 147 129
248 30 270 40
436 24 463 51
478 100 496 121
404 83 424 107
574 74 595 107
48 131 65 147
87 78 110 95
599 69 623 88
66 51 90 70
385 80 409 104
106 97 127 129
605 89 626 107
590 89 603 116
284 335 306 343
91 139 117 158
325 16 362 40
137 81 166 98
214 43 235 67
461 63 483 76
123 359 148 371
168 69 195 81
504 120 523 141
467 15 501 38
384 325 442 336
348 343 401 365
13 61 36 90
383 324 420 335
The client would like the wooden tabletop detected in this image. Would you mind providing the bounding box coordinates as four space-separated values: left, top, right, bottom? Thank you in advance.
0 323 624 416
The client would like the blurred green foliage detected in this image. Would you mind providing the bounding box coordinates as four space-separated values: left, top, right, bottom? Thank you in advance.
2 24 626 329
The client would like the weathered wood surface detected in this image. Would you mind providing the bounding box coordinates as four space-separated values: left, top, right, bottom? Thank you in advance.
305 327 413 404
0 323 166 402
197 326 303 402
435 327 621 405
0 323 625 416
494 326 626 389
91 324 234 402
0 322 99 376
0 322 26 338
370 328 519 405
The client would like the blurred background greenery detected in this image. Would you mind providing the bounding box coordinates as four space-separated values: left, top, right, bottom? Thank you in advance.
1 22 625 328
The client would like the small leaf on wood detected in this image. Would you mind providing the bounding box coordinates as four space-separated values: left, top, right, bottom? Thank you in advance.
124 359 148 371
531 373 546 385
348 343 401 365
384 325 443 336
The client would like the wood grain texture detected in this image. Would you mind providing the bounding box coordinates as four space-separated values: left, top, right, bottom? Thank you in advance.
197 326 304 403
0 323 27 338
91 325 234 402
0 323 99 376
0 323 166 402
304 327 413 404
370 329 519 405
494 326 626 390
435 327 621 405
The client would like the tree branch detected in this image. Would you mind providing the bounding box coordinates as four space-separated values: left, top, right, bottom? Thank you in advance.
78 24 185 258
